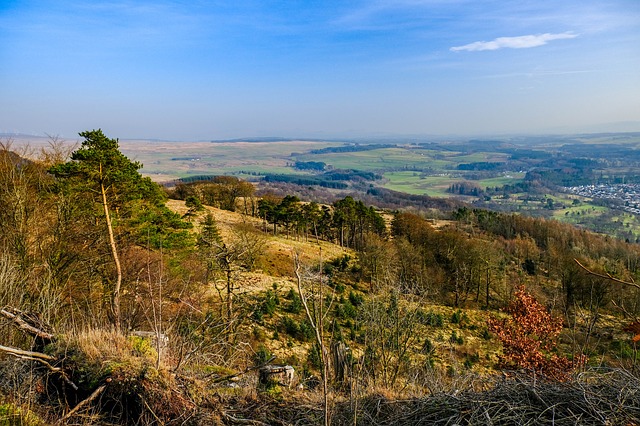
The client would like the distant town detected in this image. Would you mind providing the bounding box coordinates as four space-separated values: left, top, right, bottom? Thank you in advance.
565 184 640 215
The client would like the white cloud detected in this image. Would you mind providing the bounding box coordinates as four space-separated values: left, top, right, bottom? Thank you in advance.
451 32 578 52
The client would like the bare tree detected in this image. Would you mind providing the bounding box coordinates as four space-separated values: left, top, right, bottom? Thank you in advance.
293 250 334 426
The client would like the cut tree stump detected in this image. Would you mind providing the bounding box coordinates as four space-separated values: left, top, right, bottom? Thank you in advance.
258 365 295 389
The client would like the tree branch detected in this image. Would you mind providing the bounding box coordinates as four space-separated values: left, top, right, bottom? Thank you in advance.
205 355 276 383
574 259 640 290
0 344 78 390
0 343 55 361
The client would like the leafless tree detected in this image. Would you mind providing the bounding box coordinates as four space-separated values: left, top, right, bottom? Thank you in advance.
293 249 335 426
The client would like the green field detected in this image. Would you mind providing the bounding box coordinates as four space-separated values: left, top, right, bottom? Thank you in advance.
382 171 464 197
477 173 526 189
380 171 527 198
552 204 608 220
296 147 450 171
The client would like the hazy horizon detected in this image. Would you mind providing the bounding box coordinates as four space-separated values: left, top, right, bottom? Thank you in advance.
1 1 639 140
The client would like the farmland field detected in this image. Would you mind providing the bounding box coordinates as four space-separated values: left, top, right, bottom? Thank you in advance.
382 172 465 197
295 147 451 171
477 173 526 189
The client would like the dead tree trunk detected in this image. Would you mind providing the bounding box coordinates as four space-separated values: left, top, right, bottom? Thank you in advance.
100 167 122 333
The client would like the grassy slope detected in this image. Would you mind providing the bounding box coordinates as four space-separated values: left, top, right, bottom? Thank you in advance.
170 199 636 380
165 200 517 378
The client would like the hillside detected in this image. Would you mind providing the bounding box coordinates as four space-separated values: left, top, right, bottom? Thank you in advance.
1 135 640 424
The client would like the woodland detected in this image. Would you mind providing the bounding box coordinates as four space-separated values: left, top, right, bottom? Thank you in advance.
1 130 640 425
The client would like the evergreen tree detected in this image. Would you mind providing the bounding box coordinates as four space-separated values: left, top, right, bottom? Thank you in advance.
49 129 183 331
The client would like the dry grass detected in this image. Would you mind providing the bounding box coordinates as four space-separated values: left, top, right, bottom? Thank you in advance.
65 328 133 363
168 199 352 279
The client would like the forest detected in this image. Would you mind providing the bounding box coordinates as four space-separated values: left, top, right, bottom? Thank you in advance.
1 131 640 425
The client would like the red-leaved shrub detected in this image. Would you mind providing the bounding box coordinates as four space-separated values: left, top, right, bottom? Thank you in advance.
489 286 586 381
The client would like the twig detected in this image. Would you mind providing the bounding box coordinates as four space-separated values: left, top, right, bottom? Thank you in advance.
222 412 271 426
142 398 165 425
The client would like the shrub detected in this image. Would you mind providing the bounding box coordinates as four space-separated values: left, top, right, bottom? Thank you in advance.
422 338 434 354
285 289 302 314
281 316 300 338
348 291 364 307
306 343 322 370
281 316 313 341
336 300 357 319
488 286 587 380
254 344 272 366
418 310 444 327
0 403 44 426
481 328 492 340
610 340 634 359
185 195 204 211
449 331 464 345
253 290 279 321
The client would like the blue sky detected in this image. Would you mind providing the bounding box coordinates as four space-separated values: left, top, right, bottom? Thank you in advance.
1 0 639 140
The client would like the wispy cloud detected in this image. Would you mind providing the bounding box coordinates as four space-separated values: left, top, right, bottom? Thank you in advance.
451 32 578 52
479 69 597 79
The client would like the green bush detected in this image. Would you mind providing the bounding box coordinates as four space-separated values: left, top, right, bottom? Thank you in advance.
348 291 364 307
610 340 635 359
422 338 434 354
418 310 444 327
254 344 272 366
285 289 302 314
253 290 279 321
306 343 322 370
282 316 300 337
298 321 314 341
281 316 313 341
481 328 492 340
335 300 357 319
449 330 464 345
128 335 158 359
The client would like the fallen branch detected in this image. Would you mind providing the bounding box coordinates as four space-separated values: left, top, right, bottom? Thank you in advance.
0 344 78 391
342 369 640 426
1 307 55 342
0 343 55 361
61 384 106 422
